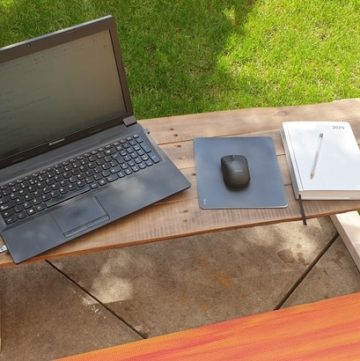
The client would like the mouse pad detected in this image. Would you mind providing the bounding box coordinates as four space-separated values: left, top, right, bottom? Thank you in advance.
194 137 288 209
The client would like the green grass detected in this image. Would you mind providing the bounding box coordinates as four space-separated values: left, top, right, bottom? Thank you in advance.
1 0 360 119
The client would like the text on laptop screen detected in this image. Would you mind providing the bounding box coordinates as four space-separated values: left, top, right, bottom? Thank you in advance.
0 30 126 163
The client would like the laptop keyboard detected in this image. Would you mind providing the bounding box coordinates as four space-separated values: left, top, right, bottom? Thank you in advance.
0 134 160 226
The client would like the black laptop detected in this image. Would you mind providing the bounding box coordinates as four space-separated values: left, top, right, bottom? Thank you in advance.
0 16 190 263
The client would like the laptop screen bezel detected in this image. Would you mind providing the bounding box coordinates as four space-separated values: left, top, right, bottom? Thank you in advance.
0 16 134 169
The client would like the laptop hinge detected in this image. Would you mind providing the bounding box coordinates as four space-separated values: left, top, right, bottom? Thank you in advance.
123 116 137 127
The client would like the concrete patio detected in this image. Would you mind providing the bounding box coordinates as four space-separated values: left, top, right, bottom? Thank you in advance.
1 216 360 360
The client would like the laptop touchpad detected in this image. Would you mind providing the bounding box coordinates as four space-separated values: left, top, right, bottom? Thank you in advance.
52 196 109 237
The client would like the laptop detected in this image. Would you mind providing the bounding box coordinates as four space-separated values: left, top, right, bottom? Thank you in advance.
0 16 190 263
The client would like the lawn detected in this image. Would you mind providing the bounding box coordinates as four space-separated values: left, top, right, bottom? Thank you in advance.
1 0 360 119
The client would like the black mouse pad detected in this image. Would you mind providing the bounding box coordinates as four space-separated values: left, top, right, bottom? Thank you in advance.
194 137 288 209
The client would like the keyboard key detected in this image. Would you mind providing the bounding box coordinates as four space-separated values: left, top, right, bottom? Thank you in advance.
24 194 34 201
85 177 94 184
33 197 42 205
35 203 46 212
9 193 17 200
2 209 15 218
149 153 161 163
51 190 60 198
141 143 152 153
41 194 51 202
67 184 76 191
107 174 118 182
17 212 26 220
76 180 86 188
2 189 11 196
0 202 15 211
110 166 121 173
43 186 52 194
0 196 9 205
5 216 17 224
14 205 24 213
26 208 36 216
98 179 107 186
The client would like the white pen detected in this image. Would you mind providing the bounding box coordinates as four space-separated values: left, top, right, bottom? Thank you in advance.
310 132 324 179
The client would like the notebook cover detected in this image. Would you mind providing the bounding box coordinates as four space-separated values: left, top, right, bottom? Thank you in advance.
282 121 360 199
194 137 287 209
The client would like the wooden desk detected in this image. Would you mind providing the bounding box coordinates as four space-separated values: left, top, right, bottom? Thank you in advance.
1 99 360 268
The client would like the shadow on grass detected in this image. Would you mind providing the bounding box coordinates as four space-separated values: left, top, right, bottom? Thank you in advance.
0 0 260 118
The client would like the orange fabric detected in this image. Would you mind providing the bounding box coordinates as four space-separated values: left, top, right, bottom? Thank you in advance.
56 292 360 361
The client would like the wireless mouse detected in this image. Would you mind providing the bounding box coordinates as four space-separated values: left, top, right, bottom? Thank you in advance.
221 155 250 189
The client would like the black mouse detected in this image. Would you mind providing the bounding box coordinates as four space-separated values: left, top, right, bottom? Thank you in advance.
221 155 250 189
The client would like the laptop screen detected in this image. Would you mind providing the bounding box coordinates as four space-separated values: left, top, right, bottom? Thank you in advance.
0 17 131 168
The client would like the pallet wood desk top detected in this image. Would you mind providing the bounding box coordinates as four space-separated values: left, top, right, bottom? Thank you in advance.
1 99 360 268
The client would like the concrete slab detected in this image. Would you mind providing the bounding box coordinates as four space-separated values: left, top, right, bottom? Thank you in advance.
52 217 336 337
0 262 140 361
283 237 360 307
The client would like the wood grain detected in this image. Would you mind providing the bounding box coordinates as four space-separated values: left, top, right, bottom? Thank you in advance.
1 99 360 268
55 292 360 361
142 98 360 143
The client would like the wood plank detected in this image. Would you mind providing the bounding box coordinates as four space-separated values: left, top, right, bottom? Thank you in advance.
2 100 360 268
55 292 360 361
332 212 360 271
160 130 286 169
1 185 359 268
143 99 360 144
